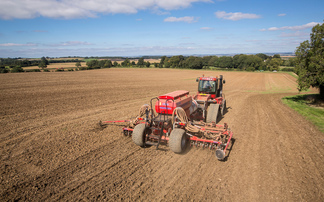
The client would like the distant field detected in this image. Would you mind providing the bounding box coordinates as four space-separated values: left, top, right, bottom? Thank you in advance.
23 57 84 61
141 59 160 63
281 56 296 59
112 58 161 64
51 57 84 60
23 62 87 70
23 59 161 69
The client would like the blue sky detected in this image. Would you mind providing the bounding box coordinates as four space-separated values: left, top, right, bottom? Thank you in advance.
0 0 323 58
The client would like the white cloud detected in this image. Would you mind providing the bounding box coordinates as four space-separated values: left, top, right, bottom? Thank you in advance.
0 0 212 19
0 43 37 47
215 11 261 21
261 22 320 31
164 16 198 23
278 13 286 17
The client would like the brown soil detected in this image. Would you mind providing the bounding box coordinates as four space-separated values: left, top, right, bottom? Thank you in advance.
0 69 323 201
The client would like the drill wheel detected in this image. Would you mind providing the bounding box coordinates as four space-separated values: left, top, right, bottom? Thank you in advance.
215 149 225 160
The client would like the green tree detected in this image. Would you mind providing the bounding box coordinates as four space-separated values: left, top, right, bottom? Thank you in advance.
208 56 218 67
159 56 167 68
202 56 213 67
233 54 248 69
164 59 171 68
256 53 269 60
41 56 49 65
295 22 324 98
86 59 100 69
192 57 203 69
233 54 264 70
104 60 112 68
113 61 118 67
283 57 296 67
75 62 81 68
169 55 185 68
38 56 49 69
267 58 282 71
137 57 145 67
11 65 24 73
145 61 151 67
99 60 106 68
215 56 233 68
38 61 47 69
121 58 130 67
1 67 9 73
183 56 203 69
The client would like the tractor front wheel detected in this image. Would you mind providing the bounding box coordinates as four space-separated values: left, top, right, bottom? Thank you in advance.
132 123 148 147
169 128 188 154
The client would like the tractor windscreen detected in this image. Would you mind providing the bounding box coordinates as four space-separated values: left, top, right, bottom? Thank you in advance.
198 80 217 93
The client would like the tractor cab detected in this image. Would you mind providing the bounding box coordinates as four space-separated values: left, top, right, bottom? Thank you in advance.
198 78 217 95
196 75 225 98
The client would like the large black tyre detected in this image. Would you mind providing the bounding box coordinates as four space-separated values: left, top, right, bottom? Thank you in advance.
169 128 188 154
132 123 147 147
221 99 226 116
206 103 220 123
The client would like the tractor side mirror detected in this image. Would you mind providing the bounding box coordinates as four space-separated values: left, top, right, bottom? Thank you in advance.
223 80 226 84
196 78 199 82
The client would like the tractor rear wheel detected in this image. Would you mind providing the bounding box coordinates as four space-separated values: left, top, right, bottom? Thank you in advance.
132 123 148 147
206 103 220 123
169 128 188 154
221 99 226 116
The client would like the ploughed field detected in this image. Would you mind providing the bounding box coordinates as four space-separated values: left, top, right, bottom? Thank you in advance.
0 69 323 201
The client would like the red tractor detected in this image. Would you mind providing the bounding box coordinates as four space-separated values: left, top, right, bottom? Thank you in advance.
130 90 232 160
100 75 232 160
193 75 226 123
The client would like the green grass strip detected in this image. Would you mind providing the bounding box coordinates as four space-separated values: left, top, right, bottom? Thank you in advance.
282 94 324 133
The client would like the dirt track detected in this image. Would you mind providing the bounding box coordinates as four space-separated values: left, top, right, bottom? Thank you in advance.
0 68 323 201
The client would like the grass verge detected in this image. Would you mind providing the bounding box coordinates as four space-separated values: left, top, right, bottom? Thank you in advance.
282 94 324 133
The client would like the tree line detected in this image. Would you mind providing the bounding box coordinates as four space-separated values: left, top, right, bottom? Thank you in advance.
0 58 40 68
1 54 296 73
0 57 82 69
115 54 296 71
84 58 152 69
